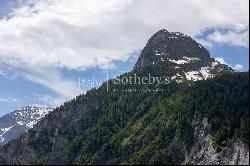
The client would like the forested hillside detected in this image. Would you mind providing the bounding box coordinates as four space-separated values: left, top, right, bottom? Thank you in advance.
0 72 248 165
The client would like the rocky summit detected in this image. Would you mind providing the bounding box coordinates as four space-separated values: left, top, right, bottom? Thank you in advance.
134 29 233 82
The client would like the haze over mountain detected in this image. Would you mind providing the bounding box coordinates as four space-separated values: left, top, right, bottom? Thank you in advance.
0 30 248 165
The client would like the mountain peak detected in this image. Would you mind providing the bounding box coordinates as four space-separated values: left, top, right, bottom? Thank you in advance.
134 30 211 70
150 29 187 39
133 30 234 82
153 29 170 36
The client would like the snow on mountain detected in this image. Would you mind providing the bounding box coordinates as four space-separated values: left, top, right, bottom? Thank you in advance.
133 29 234 82
0 106 53 145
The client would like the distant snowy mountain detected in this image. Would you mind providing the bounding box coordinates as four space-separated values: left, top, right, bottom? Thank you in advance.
0 106 53 145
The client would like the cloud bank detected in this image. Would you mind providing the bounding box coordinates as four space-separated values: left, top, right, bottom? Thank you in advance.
0 0 248 70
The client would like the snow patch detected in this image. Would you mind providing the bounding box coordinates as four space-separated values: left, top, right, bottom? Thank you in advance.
185 71 203 81
1 126 13 132
168 56 200 64
212 61 219 69
0 126 14 143
199 66 213 80
171 73 183 83
183 56 200 61
168 59 189 64
16 121 24 125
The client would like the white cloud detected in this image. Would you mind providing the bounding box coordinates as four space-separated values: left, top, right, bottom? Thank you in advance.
0 0 248 70
208 30 249 48
215 57 228 65
0 65 9 76
0 64 18 79
0 97 19 102
0 0 136 70
233 64 244 71
17 67 82 98
39 95 66 108
196 39 213 48
0 69 6 76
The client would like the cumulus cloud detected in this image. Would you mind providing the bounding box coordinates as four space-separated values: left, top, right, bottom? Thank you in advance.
0 0 248 70
0 0 248 104
208 30 249 48
233 64 244 71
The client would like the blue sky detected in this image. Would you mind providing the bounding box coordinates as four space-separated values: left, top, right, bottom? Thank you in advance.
0 0 249 117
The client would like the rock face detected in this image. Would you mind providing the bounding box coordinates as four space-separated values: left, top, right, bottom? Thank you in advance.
190 139 249 165
185 118 249 165
0 106 53 145
134 29 233 82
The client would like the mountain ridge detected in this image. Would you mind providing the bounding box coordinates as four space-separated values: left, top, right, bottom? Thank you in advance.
0 106 53 146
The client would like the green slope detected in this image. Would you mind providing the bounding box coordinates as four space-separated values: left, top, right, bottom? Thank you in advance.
25 72 248 165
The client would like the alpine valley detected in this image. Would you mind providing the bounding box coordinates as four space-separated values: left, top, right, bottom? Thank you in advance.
0 30 249 165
